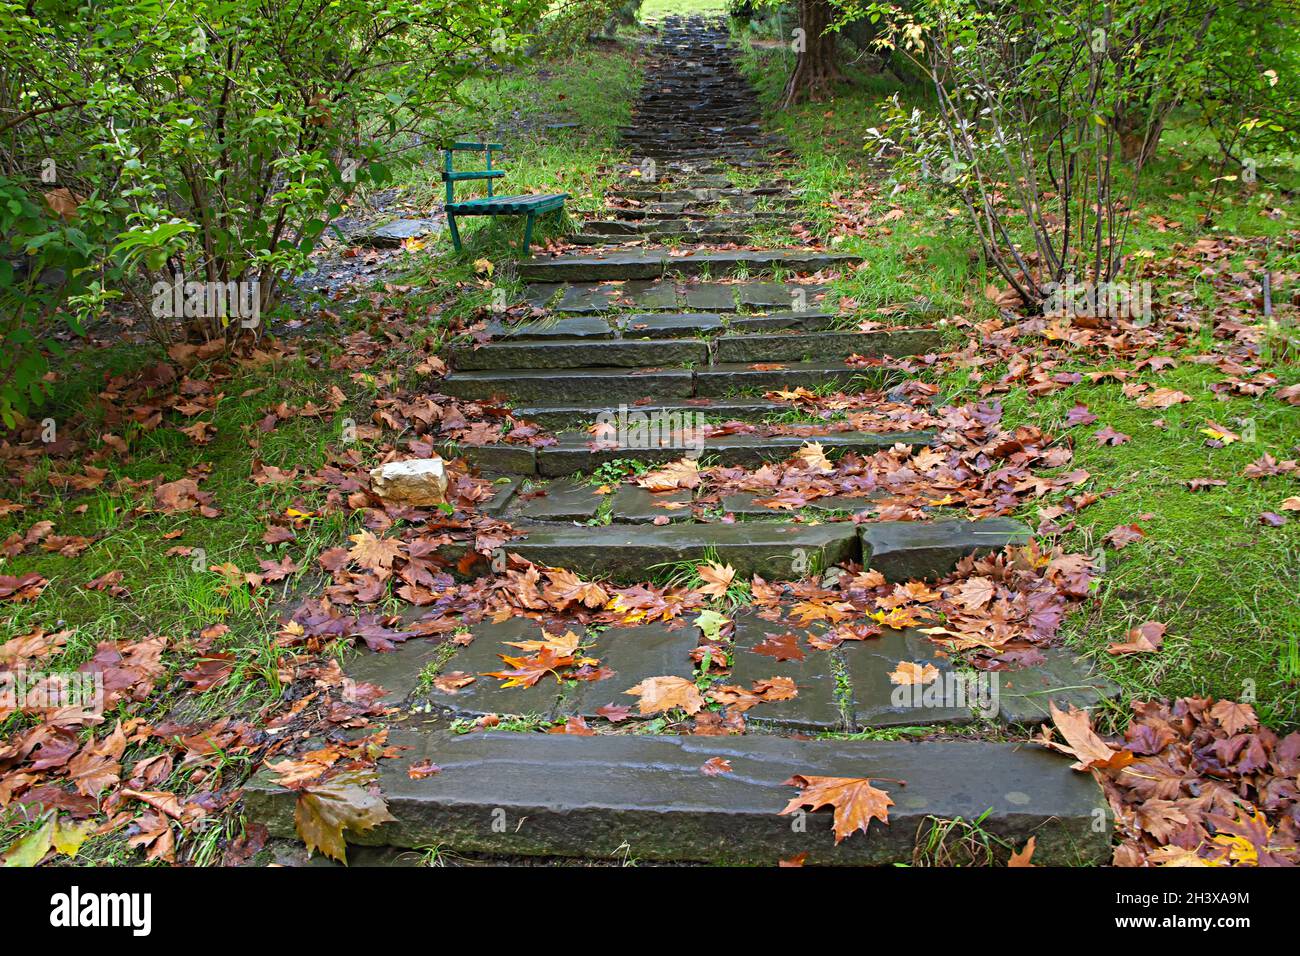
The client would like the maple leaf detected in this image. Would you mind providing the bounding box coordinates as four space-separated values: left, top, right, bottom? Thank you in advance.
348 531 403 571
700 757 733 776
1042 702 1133 772
295 769 397 864
485 646 575 688
753 631 805 662
625 675 704 715
504 629 582 656
596 703 632 722
1208 700 1257 735
780 775 894 843
1008 836 1036 867
795 441 834 473
1103 523 1145 549
543 567 608 609
693 609 730 643
635 458 699 491
953 576 996 609
707 676 797 712
1135 387 1192 409
889 661 940 685
432 671 475 693
1107 621 1165 655
549 716 595 735
697 561 736 598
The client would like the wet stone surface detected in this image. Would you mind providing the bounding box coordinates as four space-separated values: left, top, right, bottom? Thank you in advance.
608 485 693 523
562 621 700 719
842 629 975 729
730 611 847 732
515 479 602 522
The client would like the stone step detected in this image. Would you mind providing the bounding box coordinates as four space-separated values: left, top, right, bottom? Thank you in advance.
244 731 1110 865
524 281 834 314
534 431 932 478
694 361 903 396
440 366 694 403
448 338 709 371
441 362 901 404
714 329 944 363
519 249 861 283
506 521 859 581
451 329 943 371
511 398 798 430
860 518 1032 581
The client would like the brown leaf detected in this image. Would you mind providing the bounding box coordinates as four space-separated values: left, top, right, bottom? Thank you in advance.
780 775 893 843
625 675 704 715
1009 836 1036 867
1107 621 1165 655
294 769 397 864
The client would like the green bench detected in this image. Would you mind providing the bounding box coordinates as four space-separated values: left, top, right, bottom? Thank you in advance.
442 142 568 255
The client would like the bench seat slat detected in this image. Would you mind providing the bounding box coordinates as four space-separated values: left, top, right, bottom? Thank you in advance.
442 170 506 182
448 193 569 216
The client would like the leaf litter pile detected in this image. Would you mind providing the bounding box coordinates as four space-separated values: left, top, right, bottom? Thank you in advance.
1 242 1298 867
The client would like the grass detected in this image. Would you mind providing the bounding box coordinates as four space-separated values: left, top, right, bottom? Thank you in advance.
639 0 729 22
737 41 1300 730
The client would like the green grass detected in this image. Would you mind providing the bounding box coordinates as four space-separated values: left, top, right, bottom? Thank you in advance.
639 0 729 22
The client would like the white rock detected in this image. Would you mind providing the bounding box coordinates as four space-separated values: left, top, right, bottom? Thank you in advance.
369 457 448 506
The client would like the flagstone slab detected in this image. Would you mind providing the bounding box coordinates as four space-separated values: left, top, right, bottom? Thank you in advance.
444 442 537 475
623 279 682 309
512 398 787 431
504 522 860 582
694 361 902 396
555 284 621 312
622 313 724 337
440 367 695 403
562 621 700 719
730 611 847 732
726 311 837 333
449 338 708 370
994 648 1122 728
244 731 1111 865
479 477 523 517
485 316 615 340
608 485 694 523
720 491 880 517
417 618 570 719
842 629 975 729
714 329 944 364
344 640 448 708
682 285 739 310
516 479 603 522
535 431 931 478
859 518 1033 582
519 250 862 283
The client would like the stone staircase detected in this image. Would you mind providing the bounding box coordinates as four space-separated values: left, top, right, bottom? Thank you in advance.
246 16 1116 866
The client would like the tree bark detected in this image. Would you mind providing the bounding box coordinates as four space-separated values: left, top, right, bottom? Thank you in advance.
780 0 842 108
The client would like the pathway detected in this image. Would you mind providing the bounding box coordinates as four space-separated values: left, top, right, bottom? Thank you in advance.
247 16 1117 866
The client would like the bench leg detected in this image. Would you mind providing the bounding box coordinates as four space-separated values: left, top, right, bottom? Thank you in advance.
447 214 461 252
522 212 536 256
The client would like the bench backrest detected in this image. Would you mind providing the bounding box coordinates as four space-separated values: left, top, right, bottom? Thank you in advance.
443 142 506 206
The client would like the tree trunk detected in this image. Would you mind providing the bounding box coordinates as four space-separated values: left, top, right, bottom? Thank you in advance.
780 0 841 108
